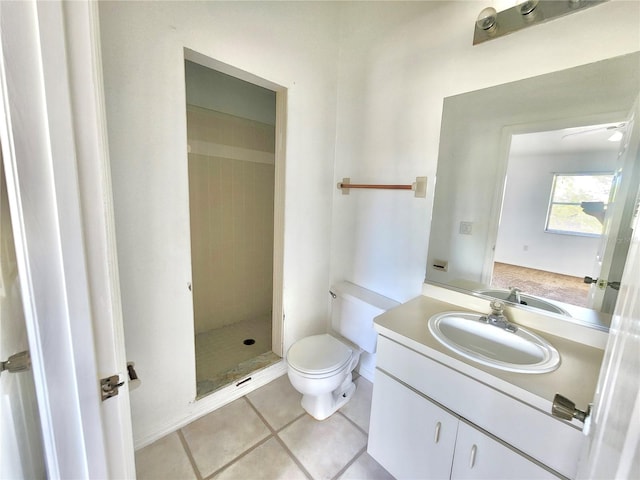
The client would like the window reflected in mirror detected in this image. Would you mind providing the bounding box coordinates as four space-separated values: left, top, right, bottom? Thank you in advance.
545 173 614 236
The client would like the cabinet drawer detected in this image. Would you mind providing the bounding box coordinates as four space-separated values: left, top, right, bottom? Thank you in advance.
377 335 583 478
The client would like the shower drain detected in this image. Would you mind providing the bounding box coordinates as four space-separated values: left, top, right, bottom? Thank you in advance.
243 338 256 346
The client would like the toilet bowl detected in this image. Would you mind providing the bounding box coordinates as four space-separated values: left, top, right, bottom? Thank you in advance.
285 282 400 421
287 334 360 420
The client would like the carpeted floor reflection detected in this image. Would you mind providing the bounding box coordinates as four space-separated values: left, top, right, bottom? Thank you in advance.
492 262 590 308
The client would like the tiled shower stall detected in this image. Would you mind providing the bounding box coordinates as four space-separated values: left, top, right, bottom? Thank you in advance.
186 63 279 397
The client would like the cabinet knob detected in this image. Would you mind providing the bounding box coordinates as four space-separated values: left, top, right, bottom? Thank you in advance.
434 421 441 444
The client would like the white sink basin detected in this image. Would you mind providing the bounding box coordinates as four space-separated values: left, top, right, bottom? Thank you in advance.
428 311 560 374
476 289 570 316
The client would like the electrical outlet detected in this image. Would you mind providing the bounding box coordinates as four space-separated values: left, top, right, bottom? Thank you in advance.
459 221 473 235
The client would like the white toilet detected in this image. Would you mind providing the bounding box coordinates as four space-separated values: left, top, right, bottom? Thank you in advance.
286 281 399 420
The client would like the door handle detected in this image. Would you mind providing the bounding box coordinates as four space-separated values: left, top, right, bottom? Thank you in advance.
0 350 31 375
552 394 591 423
583 276 620 291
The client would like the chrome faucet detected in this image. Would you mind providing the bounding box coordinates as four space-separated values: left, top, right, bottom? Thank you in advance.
480 300 518 333
506 287 522 304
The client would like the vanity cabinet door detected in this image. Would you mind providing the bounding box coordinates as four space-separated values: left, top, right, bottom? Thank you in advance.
368 370 458 480
451 422 559 480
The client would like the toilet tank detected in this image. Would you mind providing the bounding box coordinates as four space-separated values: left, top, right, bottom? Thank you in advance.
331 281 400 353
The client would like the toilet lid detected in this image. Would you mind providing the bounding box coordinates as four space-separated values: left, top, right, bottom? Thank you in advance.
287 334 352 375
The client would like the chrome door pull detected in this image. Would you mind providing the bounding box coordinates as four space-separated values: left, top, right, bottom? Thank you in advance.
434 421 441 443
469 444 477 469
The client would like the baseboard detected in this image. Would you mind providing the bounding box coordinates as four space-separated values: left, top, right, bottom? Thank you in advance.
134 360 288 450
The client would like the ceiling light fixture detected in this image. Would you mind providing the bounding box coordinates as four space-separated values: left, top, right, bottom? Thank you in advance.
476 7 498 32
473 0 608 45
561 122 627 141
518 0 539 15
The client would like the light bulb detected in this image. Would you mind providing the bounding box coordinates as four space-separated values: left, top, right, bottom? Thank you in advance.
476 7 498 31
519 0 539 15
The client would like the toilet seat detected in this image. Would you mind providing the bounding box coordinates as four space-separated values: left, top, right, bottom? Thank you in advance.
287 334 353 376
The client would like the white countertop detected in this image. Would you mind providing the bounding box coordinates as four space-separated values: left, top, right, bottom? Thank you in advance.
374 294 604 417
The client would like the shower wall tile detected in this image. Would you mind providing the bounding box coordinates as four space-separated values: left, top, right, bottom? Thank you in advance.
188 155 210 322
187 105 276 153
187 106 275 334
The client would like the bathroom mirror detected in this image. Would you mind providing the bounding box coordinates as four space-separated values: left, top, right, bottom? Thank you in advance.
426 52 640 328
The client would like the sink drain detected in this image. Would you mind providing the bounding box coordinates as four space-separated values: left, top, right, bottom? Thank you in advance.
243 338 256 346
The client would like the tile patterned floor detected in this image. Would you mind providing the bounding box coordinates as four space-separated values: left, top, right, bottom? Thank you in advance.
135 375 394 480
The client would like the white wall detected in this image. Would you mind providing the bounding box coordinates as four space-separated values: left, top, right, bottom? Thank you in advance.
495 151 615 277
330 0 640 302
99 1 340 444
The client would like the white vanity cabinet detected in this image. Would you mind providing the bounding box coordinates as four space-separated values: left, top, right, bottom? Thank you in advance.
368 335 584 479
369 370 557 480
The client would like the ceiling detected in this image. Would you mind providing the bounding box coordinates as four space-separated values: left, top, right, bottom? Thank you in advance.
510 122 626 156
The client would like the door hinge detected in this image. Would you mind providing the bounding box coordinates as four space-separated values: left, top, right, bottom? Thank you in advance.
1 350 31 375
100 374 124 401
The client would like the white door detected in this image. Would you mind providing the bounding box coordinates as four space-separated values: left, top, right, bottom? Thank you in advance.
577 103 640 477
578 189 640 476
0 156 46 479
0 0 135 478
587 98 640 313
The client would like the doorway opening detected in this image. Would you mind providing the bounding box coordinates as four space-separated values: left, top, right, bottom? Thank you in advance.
184 57 284 398
490 122 624 311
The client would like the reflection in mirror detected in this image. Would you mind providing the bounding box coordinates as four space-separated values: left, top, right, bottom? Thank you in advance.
491 126 620 313
426 53 640 328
